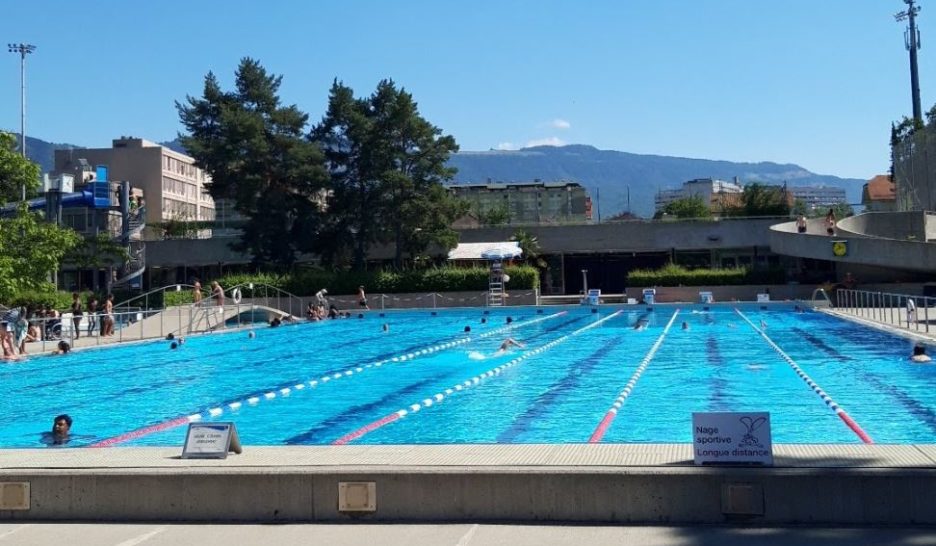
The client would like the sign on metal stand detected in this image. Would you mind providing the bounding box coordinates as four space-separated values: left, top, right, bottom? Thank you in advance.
181 422 242 459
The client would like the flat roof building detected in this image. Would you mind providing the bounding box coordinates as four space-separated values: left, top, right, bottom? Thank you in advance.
447 180 592 225
54 137 215 227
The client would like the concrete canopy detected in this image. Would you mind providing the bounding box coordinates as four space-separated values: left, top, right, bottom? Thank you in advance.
448 241 522 261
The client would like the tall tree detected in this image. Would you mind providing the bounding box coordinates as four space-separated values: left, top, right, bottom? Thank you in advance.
0 131 40 205
0 204 81 301
311 80 464 270
727 182 790 217
654 195 711 219
176 59 330 268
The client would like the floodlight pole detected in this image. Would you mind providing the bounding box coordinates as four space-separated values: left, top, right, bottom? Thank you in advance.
896 1 923 122
8 43 36 201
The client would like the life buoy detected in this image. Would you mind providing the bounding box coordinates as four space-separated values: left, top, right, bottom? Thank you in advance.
232 288 243 304
502 274 511 284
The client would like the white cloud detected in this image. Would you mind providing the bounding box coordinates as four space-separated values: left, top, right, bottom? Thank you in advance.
496 142 518 150
525 136 565 148
549 118 571 130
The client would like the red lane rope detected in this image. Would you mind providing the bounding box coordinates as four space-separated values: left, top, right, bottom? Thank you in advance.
333 310 625 445
88 311 569 447
589 309 681 443
734 308 873 444
89 416 191 448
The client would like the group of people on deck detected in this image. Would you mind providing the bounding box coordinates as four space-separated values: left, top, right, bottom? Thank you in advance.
794 208 839 236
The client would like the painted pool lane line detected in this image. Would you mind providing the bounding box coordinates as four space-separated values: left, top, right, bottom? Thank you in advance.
734 309 874 444
705 335 731 412
284 376 442 445
792 327 936 438
89 311 569 447
588 310 680 443
332 310 625 445
496 334 623 443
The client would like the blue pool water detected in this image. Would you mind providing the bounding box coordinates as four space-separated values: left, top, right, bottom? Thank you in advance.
2 305 933 448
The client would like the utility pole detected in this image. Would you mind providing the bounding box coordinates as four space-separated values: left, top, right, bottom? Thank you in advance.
895 1 923 122
7 43 36 201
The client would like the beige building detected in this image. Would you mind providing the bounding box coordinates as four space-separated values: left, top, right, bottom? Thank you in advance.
447 180 592 225
54 137 215 226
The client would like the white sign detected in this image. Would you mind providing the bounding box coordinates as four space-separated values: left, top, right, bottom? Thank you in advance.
181 422 242 459
692 412 773 466
756 293 770 302
643 288 656 305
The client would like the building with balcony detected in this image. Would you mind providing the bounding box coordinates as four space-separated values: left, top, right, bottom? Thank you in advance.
447 180 591 225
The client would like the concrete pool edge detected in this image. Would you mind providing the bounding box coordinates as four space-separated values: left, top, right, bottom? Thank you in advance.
2 444 936 525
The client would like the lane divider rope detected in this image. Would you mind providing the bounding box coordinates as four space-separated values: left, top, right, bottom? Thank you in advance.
89 311 567 447
333 310 624 445
589 309 681 443
733 308 873 444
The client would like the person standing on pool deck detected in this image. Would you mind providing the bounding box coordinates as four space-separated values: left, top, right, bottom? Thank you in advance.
211 281 225 306
70 292 83 339
357 286 369 310
193 278 203 305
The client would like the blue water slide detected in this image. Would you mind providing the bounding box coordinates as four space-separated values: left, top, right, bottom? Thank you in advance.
1 180 112 215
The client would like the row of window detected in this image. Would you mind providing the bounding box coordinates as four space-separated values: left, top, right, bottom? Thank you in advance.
162 176 200 200
163 155 201 180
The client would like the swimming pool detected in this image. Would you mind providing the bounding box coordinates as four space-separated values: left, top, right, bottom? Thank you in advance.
2 304 932 448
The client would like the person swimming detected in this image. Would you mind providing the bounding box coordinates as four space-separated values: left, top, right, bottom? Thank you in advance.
41 414 72 446
681 321 689 331
911 344 932 363
498 338 525 352
634 319 649 331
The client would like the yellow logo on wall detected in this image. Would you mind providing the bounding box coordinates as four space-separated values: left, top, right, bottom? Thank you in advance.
831 240 848 257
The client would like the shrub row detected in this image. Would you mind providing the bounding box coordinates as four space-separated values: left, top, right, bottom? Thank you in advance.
627 264 786 287
158 266 540 307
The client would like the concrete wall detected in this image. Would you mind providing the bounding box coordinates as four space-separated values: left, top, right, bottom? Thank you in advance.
837 211 926 241
770 216 936 272
6 466 936 524
455 218 778 254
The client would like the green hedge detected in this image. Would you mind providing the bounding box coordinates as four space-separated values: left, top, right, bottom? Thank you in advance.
212 266 539 298
627 264 786 286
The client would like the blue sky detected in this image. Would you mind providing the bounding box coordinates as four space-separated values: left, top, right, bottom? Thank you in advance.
0 0 928 179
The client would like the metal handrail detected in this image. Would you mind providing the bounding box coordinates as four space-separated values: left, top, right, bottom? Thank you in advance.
113 283 208 312
833 288 931 334
809 288 833 308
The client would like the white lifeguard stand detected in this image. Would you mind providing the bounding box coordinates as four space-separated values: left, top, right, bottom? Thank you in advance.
480 243 523 307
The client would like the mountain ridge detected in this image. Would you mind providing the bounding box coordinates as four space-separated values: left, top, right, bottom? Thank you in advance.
11 133 867 218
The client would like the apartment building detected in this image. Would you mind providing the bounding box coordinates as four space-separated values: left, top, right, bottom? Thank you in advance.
788 185 847 209
54 137 215 226
654 178 744 212
447 180 592 225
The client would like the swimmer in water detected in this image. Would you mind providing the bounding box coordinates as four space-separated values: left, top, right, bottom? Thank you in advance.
760 320 768 330
911 344 932 363
497 338 525 353
681 321 689 331
382 323 390 332
634 319 648 331
248 331 256 339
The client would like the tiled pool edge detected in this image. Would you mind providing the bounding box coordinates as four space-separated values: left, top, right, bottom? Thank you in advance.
1 444 936 524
